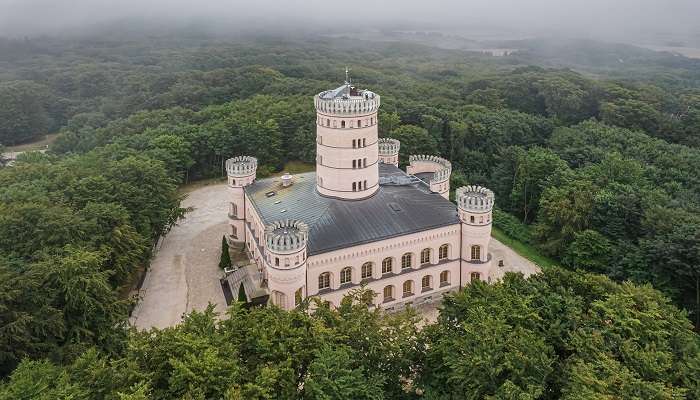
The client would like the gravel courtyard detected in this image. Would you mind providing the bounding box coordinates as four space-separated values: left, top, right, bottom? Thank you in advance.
130 181 541 330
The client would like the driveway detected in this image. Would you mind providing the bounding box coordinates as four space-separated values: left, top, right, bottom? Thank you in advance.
130 182 231 330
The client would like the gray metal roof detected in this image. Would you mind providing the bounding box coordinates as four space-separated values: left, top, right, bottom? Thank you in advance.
245 164 460 256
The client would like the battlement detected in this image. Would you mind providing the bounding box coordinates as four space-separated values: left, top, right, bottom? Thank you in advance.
456 185 495 213
226 156 257 177
408 155 452 183
264 219 309 254
378 138 400 156
314 84 380 116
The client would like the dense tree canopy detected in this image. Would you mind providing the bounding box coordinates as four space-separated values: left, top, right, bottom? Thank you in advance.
1 31 699 395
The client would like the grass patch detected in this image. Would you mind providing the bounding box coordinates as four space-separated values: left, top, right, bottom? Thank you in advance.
273 160 315 176
492 227 559 269
5 133 60 152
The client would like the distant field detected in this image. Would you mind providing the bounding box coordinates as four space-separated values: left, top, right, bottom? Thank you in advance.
5 133 59 152
638 45 700 59
273 160 315 176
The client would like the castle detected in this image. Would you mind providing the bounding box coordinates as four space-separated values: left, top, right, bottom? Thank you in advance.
224 77 494 310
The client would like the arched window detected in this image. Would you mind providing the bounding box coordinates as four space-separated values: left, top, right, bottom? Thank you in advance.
275 257 279 266
439 244 449 260
357 119 361 127
403 280 414 297
352 139 356 148
271 291 286 307
370 117 374 125
361 262 373 280
470 215 475 223
363 180 367 189
471 245 481 261
318 272 330 289
440 271 450 286
340 267 352 284
420 248 431 264
383 285 394 302
363 158 367 167
326 119 330 126
401 253 412 269
421 275 432 290
362 138 366 147
382 257 393 274
341 120 346 128
352 160 357 169
230 202 237 217
294 287 303 306
352 182 357 191
471 272 481 282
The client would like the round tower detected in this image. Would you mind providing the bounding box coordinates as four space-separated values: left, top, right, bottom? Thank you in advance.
314 75 381 200
226 156 257 244
406 155 452 199
263 219 309 310
378 138 400 167
456 185 494 284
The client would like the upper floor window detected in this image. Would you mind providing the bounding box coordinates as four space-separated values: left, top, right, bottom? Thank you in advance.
382 257 393 274
275 257 279 266
470 215 475 223
471 245 481 261
439 244 448 260
352 160 357 169
361 262 373 280
352 139 356 148
340 267 352 284
352 182 357 191
401 253 412 269
357 119 361 127
341 120 346 128
326 119 330 126
420 248 431 265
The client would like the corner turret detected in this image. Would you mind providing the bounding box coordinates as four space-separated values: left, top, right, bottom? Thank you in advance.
378 138 400 167
263 219 309 309
456 185 494 284
406 155 452 199
226 156 257 243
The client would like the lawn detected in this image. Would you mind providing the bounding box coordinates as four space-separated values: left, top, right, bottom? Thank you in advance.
5 133 60 152
491 227 559 269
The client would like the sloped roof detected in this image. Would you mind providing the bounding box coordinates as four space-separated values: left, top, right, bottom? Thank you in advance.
245 164 460 255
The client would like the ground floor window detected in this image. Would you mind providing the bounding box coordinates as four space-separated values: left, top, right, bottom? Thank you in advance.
383 285 394 302
471 272 481 282
421 275 432 290
403 280 414 297
440 270 450 286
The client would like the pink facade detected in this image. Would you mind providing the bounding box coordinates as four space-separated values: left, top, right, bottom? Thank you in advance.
226 78 494 310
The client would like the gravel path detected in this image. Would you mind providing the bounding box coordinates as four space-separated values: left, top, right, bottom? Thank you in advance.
129 183 230 330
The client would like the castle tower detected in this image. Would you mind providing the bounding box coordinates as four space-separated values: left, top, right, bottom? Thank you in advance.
406 155 452 199
314 74 381 200
226 156 257 244
378 138 400 167
263 219 309 310
456 185 494 285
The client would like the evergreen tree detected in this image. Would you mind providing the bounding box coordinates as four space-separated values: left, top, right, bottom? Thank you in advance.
219 235 232 270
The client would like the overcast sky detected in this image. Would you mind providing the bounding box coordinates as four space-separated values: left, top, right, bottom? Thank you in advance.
0 0 698 43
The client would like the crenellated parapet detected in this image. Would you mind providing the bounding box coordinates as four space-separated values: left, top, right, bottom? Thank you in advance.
314 92 380 116
264 219 309 255
226 156 258 178
406 155 452 198
378 138 400 167
456 185 494 213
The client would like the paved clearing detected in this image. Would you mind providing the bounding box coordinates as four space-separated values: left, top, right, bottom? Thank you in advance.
130 181 541 330
130 183 230 330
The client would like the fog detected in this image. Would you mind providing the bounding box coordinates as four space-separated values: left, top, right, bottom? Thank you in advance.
1 0 699 44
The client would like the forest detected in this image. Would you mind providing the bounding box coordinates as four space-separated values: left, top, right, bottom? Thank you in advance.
0 31 699 398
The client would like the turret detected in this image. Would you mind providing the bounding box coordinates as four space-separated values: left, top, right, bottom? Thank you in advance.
456 185 494 284
406 155 452 199
314 71 381 200
263 219 309 309
378 138 400 167
226 156 257 243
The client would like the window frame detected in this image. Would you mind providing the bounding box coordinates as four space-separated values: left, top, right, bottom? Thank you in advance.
340 267 352 285
401 253 412 269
